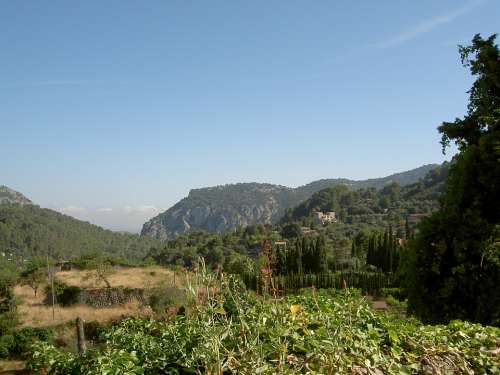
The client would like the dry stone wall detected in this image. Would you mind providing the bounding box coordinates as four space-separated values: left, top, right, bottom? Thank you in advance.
77 287 146 307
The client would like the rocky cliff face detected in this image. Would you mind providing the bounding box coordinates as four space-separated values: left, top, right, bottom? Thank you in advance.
0 185 32 205
142 183 299 240
141 164 439 240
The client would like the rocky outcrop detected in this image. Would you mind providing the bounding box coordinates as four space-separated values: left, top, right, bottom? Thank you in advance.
0 185 32 205
141 164 439 240
142 183 299 240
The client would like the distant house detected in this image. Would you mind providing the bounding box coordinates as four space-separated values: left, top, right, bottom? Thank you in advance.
313 211 337 225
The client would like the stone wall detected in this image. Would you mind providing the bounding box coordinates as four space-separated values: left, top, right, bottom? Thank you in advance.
77 287 146 308
45 286 147 308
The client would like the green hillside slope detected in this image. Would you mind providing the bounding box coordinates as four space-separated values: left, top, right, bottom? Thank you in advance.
0 203 160 261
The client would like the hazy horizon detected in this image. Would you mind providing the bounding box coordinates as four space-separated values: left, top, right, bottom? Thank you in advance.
2 1 498 231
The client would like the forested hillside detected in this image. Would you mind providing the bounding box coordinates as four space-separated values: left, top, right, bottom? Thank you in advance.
282 163 448 228
142 164 438 240
0 204 161 261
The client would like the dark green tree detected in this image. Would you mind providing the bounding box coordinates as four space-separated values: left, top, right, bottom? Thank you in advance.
316 235 329 273
407 34 500 326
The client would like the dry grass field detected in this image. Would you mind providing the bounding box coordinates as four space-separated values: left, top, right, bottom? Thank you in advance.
13 266 186 327
56 265 182 289
14 284 151 327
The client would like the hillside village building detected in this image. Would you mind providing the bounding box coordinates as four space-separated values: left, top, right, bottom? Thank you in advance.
313 211 337 225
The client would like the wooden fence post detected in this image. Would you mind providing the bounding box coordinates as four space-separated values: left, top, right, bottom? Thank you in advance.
76 317 86 355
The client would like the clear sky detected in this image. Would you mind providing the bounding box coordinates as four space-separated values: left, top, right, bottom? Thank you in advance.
1 1 498 232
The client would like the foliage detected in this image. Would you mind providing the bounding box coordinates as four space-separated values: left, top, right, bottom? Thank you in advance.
379 288 406 301
82 261 115 288
11 327 53 358
242 271 395 295
144 227 270 270
408 34 500 326
0 259 18 313
45 280 82 307
20 256 46 297
148 287 187 315
365 226 402 273
0 258 21 359
72 252 133 270
27 282 500 374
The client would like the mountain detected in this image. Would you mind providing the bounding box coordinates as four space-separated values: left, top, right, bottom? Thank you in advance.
0 185 32 205
142 164 439 240
282 163 448 225
0 188 160 261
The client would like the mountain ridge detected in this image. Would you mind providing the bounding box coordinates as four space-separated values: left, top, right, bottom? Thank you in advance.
0 185 32 205
141 164 439 240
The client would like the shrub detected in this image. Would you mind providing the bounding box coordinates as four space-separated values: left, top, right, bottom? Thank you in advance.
58 286 81 306
148 287 186 314
12 327 54 357
45 281 81 307
380 287 406 301
0 311 19 336
84 320 104 342
0 334 14 358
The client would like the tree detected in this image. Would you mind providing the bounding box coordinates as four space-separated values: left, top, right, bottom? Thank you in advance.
0 258 19 338
280 223 302 239
407 34 500 326
83 261 115 288
405 216 411 240
21 257 46 297
316 235 329 273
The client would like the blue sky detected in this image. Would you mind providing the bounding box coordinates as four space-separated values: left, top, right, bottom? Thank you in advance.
1 1 498 232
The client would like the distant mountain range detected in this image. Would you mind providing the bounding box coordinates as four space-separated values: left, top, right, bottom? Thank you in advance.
141 164 439 240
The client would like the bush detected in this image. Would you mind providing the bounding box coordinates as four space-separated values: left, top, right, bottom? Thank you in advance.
45 281 81 307
84 321 104 342
12 327 54 357
379 287 406 301
148 287 186 314
0 334 14 358
58 286 81 306
0 311 20 336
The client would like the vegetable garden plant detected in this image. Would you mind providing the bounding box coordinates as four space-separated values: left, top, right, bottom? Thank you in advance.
27 270 499 374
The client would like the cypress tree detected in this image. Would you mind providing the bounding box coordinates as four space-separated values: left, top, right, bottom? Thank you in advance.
296 241 303 275
317 235 328 273
405 216 411 239
388 225 394 272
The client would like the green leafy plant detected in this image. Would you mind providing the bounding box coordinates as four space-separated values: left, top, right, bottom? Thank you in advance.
26 275 500 374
